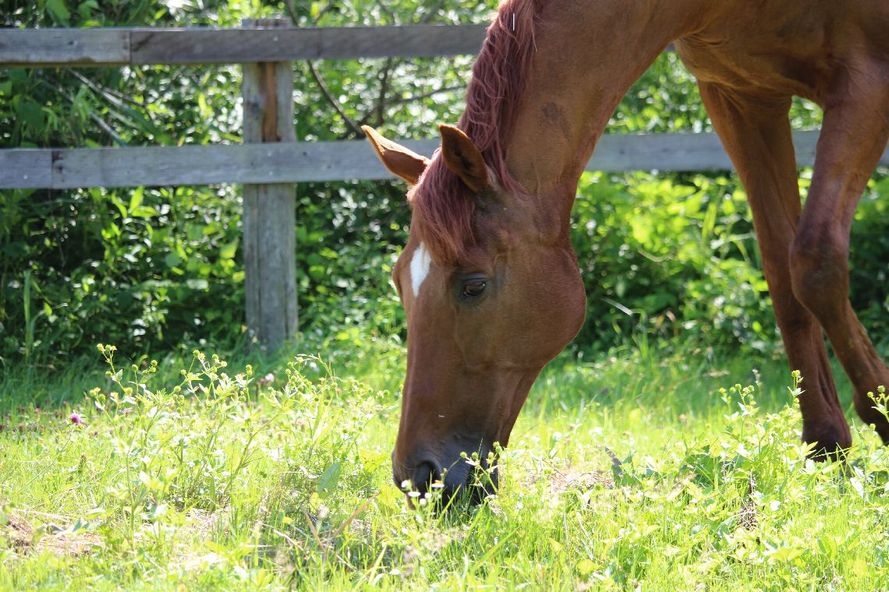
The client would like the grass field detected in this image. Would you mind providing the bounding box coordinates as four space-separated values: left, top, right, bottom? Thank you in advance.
1 337 888 591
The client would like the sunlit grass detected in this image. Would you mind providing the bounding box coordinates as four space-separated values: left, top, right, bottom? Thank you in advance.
1 337 887 590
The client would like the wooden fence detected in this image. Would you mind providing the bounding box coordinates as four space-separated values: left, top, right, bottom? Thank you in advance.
3 22 887 349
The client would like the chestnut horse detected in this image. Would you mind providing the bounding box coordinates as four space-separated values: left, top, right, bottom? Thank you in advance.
364 0 889 501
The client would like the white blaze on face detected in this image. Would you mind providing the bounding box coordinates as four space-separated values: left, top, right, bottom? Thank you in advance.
410 242 432 298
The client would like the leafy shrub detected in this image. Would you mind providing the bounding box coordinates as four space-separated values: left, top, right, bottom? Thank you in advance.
1 1 252 368
570 171 777 354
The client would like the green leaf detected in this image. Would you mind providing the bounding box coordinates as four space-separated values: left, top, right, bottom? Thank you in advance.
128 187 144 214
77 0 99 19
16 100 45 131
46 0 71 25
575 558 596 577
109 195 128 218
316 462 342 496
164 253 182 269
219 240 238 261
130 206 157 219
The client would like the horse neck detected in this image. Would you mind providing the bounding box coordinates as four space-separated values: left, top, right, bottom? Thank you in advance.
505 0 707 202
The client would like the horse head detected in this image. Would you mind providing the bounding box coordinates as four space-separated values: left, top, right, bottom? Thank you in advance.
364 124 586 504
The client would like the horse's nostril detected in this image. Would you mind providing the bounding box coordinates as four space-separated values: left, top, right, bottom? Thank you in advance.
412 461 441 493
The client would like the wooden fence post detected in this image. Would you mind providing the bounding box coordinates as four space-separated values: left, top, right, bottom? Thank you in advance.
241 18 297 351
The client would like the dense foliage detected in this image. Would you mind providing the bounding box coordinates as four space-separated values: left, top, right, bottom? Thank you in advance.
2 0 887 371
1 0 249 367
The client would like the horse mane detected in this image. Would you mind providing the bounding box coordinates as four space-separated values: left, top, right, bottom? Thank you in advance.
410 0 540 264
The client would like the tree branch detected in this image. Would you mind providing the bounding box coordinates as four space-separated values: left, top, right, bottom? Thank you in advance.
373 58 394 128
304 61 364 138
40 76 126 146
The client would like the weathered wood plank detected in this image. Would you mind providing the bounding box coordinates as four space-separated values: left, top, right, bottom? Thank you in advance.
8 131 883 189
131 24 486 64
590 131 825 172
0 149 55 188
283 139 440 182
0 143 378 188
0 29 129 66
0 141 433 188
0 25 487 67
46 144 302 188
241 19 298 351
0 141 441 188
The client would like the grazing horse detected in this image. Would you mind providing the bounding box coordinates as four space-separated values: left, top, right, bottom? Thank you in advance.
364 0 889 501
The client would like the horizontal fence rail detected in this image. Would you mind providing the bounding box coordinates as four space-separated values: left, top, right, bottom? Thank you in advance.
5 130 876 189
0 24 488 66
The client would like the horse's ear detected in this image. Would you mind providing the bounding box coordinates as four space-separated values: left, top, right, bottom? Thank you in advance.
439 124 490 194
362 125 429 186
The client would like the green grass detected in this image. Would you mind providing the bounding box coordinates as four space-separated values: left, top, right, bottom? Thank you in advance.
1 338 888 591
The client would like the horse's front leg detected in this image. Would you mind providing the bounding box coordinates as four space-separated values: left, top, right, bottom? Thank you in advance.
789 73 889 445
699 82 852 455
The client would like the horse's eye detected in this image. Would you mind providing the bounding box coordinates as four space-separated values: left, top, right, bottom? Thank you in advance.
461 277 488 300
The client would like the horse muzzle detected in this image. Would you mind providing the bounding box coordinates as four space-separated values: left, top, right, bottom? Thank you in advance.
393 442 499 507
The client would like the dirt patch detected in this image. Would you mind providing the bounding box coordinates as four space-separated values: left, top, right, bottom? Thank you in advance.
184 508 220 540
2 510 103 558
549 469 614 495
4 512 33 549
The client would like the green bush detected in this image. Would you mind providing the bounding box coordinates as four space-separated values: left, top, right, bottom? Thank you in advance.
0 1 255 368
570 172 775 354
